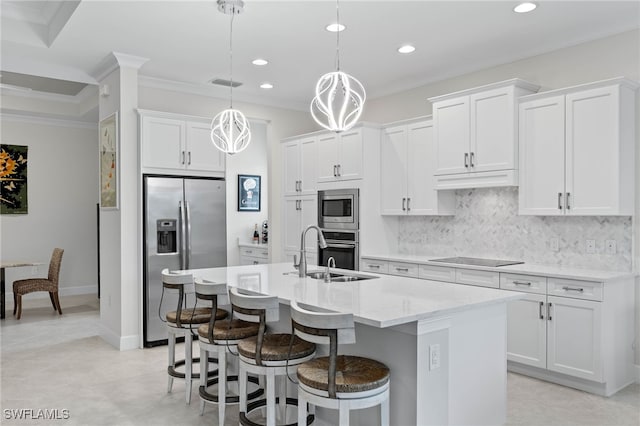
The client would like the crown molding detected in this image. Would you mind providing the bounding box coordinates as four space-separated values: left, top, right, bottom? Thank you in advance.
92 52 149 82
0 111 97 130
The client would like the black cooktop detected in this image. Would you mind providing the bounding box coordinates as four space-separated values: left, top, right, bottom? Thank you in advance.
430 257 524 267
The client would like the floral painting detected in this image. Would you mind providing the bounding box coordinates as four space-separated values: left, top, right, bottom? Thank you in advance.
99 113 118 209
0 144 28 214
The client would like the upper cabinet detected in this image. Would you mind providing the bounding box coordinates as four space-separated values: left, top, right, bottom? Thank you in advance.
282 136 317 197
139 110 225 176
429 79 539 189
317 128 364 182
380 118 454 215
519 78 638 216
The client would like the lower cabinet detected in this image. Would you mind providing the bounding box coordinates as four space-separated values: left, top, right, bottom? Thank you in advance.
503 273 604 383
239 246 269 266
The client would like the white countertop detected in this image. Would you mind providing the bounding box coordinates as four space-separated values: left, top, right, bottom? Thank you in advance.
361 253 636 282
181 262 522 328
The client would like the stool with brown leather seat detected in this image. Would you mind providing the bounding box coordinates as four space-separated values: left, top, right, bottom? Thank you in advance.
230 287 316 426
162 269 228 404
290 299 390 426
194 278 264 423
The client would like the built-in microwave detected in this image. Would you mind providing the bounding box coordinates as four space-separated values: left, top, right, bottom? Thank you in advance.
317 188 359 230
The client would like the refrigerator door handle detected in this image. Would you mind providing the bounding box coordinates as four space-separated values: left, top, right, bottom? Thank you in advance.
179 200 186 269
185 201 192 269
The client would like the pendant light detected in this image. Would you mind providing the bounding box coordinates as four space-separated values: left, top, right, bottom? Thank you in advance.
211 0 251 155
310 0 366 133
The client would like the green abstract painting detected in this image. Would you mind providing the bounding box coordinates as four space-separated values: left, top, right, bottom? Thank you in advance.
1 144 28 214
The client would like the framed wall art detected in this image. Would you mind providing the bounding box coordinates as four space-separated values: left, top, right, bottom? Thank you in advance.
0 144 28 214
99 112 118 209
238 174 261 212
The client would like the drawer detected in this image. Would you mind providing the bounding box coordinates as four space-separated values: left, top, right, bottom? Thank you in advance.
455 268 500 288
419 264 455 283
500 273 547 295
239 257 268 266
240 247 268 259
547 278 603 301
387 261 419 278
360 259 389 274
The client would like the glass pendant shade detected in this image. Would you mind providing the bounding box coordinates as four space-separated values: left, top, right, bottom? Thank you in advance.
210 108 251 155
311 70 366 132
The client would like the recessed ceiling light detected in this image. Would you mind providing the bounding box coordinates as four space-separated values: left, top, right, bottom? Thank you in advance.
325 23 345 32
252 58 268 66
513 2 537 13
260 83 273 89
398 45 416 54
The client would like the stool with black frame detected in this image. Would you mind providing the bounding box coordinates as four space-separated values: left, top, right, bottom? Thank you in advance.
161 269 227 404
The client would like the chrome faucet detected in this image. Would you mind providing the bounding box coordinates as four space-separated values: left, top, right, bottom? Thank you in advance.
324 257 336 283
295 225 328 277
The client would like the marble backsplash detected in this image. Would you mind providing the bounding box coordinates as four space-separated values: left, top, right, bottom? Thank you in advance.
397 187 633 271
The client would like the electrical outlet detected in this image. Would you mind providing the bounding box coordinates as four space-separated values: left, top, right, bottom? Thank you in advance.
586 239 596 254
605 240 617 255
550 238 559 252
429 344 441 370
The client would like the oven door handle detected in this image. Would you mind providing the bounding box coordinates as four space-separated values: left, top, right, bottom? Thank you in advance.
324 243 357 249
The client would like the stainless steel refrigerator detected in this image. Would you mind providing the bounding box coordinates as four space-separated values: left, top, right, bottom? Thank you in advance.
143 175 227 347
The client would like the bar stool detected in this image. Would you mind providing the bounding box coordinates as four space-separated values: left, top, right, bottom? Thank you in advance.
290 300 390 426
194 278 264 422
162 269 228 404
230 287 316 426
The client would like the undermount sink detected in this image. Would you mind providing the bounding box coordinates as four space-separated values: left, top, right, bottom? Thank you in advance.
305 270 377 282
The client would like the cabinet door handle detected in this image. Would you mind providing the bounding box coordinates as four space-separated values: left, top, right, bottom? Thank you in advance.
298 180 302 191
407 198 411 211
188 151 191 165
464 152 469 168
402 197 406 211
513 280 532 286
396 267 409 272
337 164 341 176
566 192 571 210
539 301 544 320
368 264 380 269
547 302 553 321
558 192 563 210
245 250 252 254
253 261 259 265
296 200 300 210
562 286 584 293
182 150 186 165
333 165 337 177
470 152 475 167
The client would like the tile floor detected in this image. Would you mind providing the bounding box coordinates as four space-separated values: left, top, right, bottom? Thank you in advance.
1 294 638 425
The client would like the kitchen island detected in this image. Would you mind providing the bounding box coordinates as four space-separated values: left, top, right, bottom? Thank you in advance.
183 262 522 425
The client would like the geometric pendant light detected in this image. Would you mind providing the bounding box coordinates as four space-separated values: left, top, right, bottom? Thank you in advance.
310 0 366 133
211 0 251 155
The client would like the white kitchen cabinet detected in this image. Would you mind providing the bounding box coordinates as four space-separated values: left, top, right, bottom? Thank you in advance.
139 110 225 175
239 245 269 265
546 295 602 381
282 196 318 254
317 128 363 182
506 293 547 369
380 118 454 215
282 136 317 197
429 79 539 189
519 78 638 216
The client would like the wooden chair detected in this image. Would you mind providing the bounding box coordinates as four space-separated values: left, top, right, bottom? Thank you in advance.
163 269 227 404
230 287 316 426
290 300 390 426
13 248 64 320
194 278 263 422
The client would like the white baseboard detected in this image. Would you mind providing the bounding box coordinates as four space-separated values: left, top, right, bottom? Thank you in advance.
99 324 140 351
5 285 97 301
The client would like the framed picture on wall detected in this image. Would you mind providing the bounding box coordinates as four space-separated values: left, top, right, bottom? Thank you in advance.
238 174 261 212
0 144 29 214
99 112 118 209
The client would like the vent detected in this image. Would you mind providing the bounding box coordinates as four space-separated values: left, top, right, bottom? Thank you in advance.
209 78 242 88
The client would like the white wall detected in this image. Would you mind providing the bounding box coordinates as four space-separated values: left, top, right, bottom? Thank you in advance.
225 121 269 265
0 117 98 297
